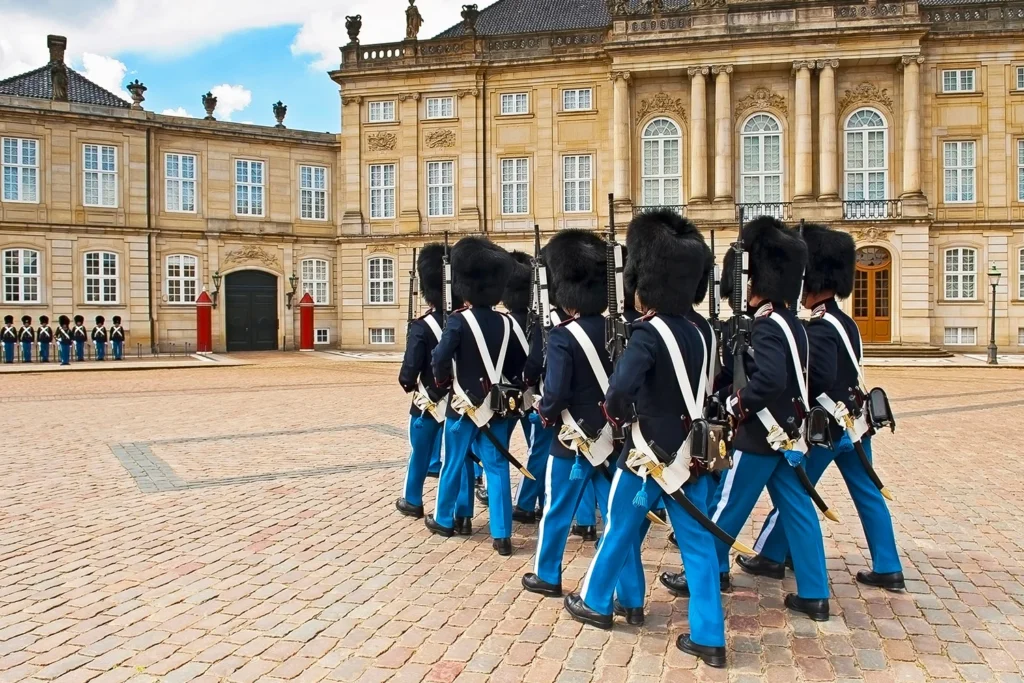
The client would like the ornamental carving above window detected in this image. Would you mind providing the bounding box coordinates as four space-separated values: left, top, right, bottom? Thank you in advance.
222 246 279 267
424 129 456 148
635 92 687 124
735 87 787 119
839 83 893 112
367 132 397 151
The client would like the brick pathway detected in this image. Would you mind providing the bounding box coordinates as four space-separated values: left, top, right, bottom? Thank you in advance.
1 355 1023 682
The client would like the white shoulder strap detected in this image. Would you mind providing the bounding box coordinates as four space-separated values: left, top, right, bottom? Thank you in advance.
461 309 509 385
550 309 562 326
422 314 442 342
768 312 809 410
703 320 717 398
821 312 866 388
647 316 705 421
564 321 610 393
508 315 529 354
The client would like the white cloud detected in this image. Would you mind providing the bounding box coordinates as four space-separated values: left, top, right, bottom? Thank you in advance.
161 107 192 117
209 84 251 121
79 52 131 101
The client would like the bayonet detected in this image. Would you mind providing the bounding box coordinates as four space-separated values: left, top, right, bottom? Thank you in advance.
605 193 628 366
407 246 418 325
442 231 453 327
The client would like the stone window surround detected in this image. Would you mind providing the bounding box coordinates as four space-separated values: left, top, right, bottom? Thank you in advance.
368 162 397 221
940 245 980 303
368 100 397 123
366 254 397 307
297 163 329 222
940 139 978 205
499 92 530 116
163 253 200 306
82 142 119 209
561 153 594 214
82 248 122 306
738 112 785 206
2 246 42 305
233 157 267 218
2 136 40 204
164 151 198 214
426 159 456 218
300 257 331 306
424 95 456 120
841 107 890 203
561 87 594 113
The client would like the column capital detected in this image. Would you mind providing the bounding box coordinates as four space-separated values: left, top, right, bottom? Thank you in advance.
398 92 420 102
711 64 733 75
342 95 362 106
610 70 632 82
899 55 925 69
792 60 814 72
816 59 839 70
456 88 479 98
687 66 710 77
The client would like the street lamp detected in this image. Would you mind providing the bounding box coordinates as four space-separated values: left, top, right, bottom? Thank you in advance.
286 273 299 309
211 271 222 308
987 263 1001 365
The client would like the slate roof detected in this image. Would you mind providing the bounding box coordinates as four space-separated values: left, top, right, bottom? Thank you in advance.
0 65 130 108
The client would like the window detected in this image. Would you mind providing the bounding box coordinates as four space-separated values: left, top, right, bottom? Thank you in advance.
235 159 265 216
368 256 396 304
501 158 530 215
1019 328 1024 346
301 258 330 305
943 141 976 203
369 327 396 344
426 97 454 119
944 327 977 345
1018 139 1024 202
1018 67 1024 91
165 254 198 304
165 153 196 213
942 69 976 93
83 144 117 207
563 89 593 111
84 251 118 303
368 101 396 122
944 247 977 300
562 155 593 213
641 118 682 207
2 138 38 203
740 114 783 211
315 328 330 344
2 249 40 303
1019 248 1024 299
299 165 327 220
369 164 396 219
500 93 529 115
844 109 888 213
426 161 454 218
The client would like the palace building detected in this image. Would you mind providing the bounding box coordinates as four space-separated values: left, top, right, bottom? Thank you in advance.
2 1 1024 352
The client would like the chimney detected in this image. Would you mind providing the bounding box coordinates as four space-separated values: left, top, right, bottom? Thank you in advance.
47 35 67 65
47 35 68 102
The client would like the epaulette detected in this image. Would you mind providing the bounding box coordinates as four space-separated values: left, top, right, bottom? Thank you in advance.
555 316 577 328
415 308 435 322
754 302 774 318
810 303 827 320
453 305 469 314
639 310 656 322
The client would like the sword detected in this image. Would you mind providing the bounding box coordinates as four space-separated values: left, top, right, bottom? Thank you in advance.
794 463 841 522
461 395 535 481
840 413 893 501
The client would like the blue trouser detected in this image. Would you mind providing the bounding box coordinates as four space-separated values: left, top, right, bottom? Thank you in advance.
95 342 105 360
574 479 598 526
753 438 901 574
710 450 830 599
59 342 71 365
39 342 50 362
403 414 444 507
20 341 32 362
580 469 725 647
2 341 13 363
74 340 85 361
435 416 513 539
112 340 123 360
513 412 555 512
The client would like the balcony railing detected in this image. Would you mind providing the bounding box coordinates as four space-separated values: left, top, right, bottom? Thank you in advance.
632 204 686 217
736 202 793 221
843 199 902 220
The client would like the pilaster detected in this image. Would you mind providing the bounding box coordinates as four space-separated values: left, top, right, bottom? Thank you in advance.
687 67 709 205
712 64 733 204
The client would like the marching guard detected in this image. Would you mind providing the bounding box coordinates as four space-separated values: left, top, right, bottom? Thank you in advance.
1 315 16 363
56 315 73 366
37 315 52 363
110 316 125 361
19 315 35 363
92 315 108 361
741 223 905 591
72 314 87 361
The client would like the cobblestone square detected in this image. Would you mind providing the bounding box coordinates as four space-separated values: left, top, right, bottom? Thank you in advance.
1 356 1023 682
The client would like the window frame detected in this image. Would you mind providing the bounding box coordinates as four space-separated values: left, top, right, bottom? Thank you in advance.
500 93 529 115
301 257 330 306
943 140 976 204
425 96 455 120
82 143 118 208
369 327 396 345
164 152 197 213
640 117 683 208
943 247 978 301
369 163 397 220
84 250 120 304
368 100 396 122
1017 66 1024 91
562 88 593 112
562 154 593 213
426 160 455 218
164 253 199 305
315 328 330 345
500 157 530 215
2 248 41 304
234 158 266 217
298 164 328 221
941 68 976 94
740 113 784 207
367 256 396 305
943 327 977 346
2 137 39 204
843 108 889 205
1017 139 1024 203
1018 247 1024 301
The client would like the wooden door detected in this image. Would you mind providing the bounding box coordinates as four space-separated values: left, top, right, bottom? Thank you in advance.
853 247 891 343
225 271 279 351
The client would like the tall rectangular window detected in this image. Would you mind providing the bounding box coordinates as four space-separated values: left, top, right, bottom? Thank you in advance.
83 144 117 207
165 153 196 213
944 247 977 300
562 155 592 213
943 141 975 203
941 69 976 93
1018 139 1024 202
2 138 38 203
368 101 396 122
368 256 395 304
235 159 265 216
299 165 327 220
2 249 40 303
165 254 198 304
426 161 454 218
1019 248 1024 300
501 158 529 215
301 258 330 305
562 89 593 111
85 251 118 303
500 93 529 115
1018 66 1024 91
426 97 454 119
369 164 396 219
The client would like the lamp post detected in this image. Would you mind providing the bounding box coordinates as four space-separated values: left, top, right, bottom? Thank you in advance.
211 271 222 308
987 263 1001 365
286 273 299 309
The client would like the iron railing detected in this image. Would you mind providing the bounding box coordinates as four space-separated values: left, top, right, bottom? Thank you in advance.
735 202 793 221
843 199 902 220
632 204 686 216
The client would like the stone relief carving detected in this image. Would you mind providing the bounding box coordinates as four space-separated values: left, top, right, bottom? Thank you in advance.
425 129 456 148
839 82 893 111
692 0 726 7
368 132 398 151
851 226 893 242
635 92 687 124
735 87 787 118
222 246 279 268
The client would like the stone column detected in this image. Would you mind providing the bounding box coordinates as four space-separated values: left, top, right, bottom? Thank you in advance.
793 61 814 200
901 55 924 198
341 95 364 234
712 64 733 203
611 71 632 205
398 93 421 233
817 59 839 200
688 67 709 204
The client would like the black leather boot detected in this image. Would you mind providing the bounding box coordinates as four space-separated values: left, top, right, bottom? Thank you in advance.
659 571 731 597
395 498 424 519
785 593 830 621
424 514 454 538
570 525 597 541
677 634 726 668
564 593 612 630
613 600 644 626
512 507 536 523
454 517 472 536
492 537 512 556
474 477 488 504
522 573 562 597
856 570 906 592
668 532 678 548
736 553 786 579
425 470 440 479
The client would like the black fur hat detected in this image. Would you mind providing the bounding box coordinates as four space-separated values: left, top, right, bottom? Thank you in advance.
21 315 31 324
40 315 49 324
802 223 855 299
621 245 636 314
451 236 513 307
3 315 12 324
502 250 533 314
720 248 736 309
58 315 70 326
694 243 714 306
74 314 84 324
544 229 607 316
417 243 445 309
624 210 706 315
743 216 807 304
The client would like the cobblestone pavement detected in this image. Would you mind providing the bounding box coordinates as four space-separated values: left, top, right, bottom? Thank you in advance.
1 355 1024 683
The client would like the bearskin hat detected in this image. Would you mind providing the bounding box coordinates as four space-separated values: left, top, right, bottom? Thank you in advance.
743 216 807 304
544 229 607 316
720 248 736 309
502 250 533 314
451 236 513 307
621 245 636 314
624 210 706 315
801 223 855 299
417 243 445 309
58 315 70 326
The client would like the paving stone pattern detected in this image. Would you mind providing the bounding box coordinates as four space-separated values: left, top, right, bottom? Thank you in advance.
1 354 1023 682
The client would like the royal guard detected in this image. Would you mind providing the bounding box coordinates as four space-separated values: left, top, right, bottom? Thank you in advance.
741 223 905 592
427 236 527 556
1 315 16 363
71 314 87 361
110 316 125 361
92 315 108 361
56 315 74 366
19 315 34 362
37 315 53 363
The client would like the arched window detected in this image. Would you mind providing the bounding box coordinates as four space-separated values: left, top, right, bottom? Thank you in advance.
844 108 888 217
367 256 395 305
640 118 682 208
740 114 783 211
944 247 977 300
165 254 198 304
2 248 40 303
302 258 330 305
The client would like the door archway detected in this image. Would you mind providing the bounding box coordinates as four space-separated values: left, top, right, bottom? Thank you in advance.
853 246 891 343
224 270 279 351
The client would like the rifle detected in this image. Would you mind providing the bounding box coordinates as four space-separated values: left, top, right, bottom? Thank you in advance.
407 247 419 325
533 224 552 357
442 231 452 326
708 229 723 383
728 207 752 388
605 193 628 366
793 219 805 313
